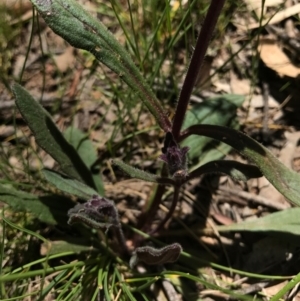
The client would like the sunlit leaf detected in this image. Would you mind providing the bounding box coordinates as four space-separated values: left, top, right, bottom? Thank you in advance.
29 0 171 132
216 208 300 235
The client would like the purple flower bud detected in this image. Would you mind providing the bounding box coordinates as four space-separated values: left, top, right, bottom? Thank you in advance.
67 195 119 230
160 132 189 178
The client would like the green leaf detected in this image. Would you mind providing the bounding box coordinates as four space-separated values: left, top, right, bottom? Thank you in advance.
181 94 244 166
64 127 104 195
112 159 175 185
187 160 262 182
0 183 74 225
42 169 98 199
41 239 97 255
180 124 300 206
29 0 171 132
12 83 96 189
216 208 300 236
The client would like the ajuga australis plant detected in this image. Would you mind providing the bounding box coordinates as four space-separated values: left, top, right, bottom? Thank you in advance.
7 0 300 296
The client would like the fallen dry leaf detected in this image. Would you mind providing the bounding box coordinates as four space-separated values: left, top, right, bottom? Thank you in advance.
53 47 76 73
243 95 278 108
258 38 300 78
281 131 300 169
1 0 32 13
243 0 284 18
238 2 300 30
262 280 289 298
230 70 251 95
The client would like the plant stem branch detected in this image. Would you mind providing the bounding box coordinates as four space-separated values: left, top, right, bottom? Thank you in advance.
172 0 226 140
150 185 180 235
137 185 166 232
135 0 226 241
113 223 130 257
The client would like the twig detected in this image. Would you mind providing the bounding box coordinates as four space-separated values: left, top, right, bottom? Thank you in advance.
261 81 270 142
218 186 289 210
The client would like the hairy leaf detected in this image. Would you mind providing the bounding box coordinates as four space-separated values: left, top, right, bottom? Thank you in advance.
160 132 189 178
216 208 300 236
180 124 300 206
130 243 182 268
68 195 119 230
29 0 171 132
0 183 74 225
112 159 175 185
42 169 98 199
186 160 263 182
13 83 96 189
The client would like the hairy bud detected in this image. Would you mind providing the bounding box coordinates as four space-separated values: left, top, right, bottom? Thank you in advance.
67 195 119 230
160 132 189 179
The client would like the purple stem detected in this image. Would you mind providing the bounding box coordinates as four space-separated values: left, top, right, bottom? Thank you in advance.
150 185 180 235
137 184 166 231
136 0 226 241
172 0 226 140
113 224 130 257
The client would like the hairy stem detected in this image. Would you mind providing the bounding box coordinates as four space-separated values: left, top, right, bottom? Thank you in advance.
137 0 227 239
135 165 169 241
172 0 226 140
137 185 166 232
113 223 130 257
